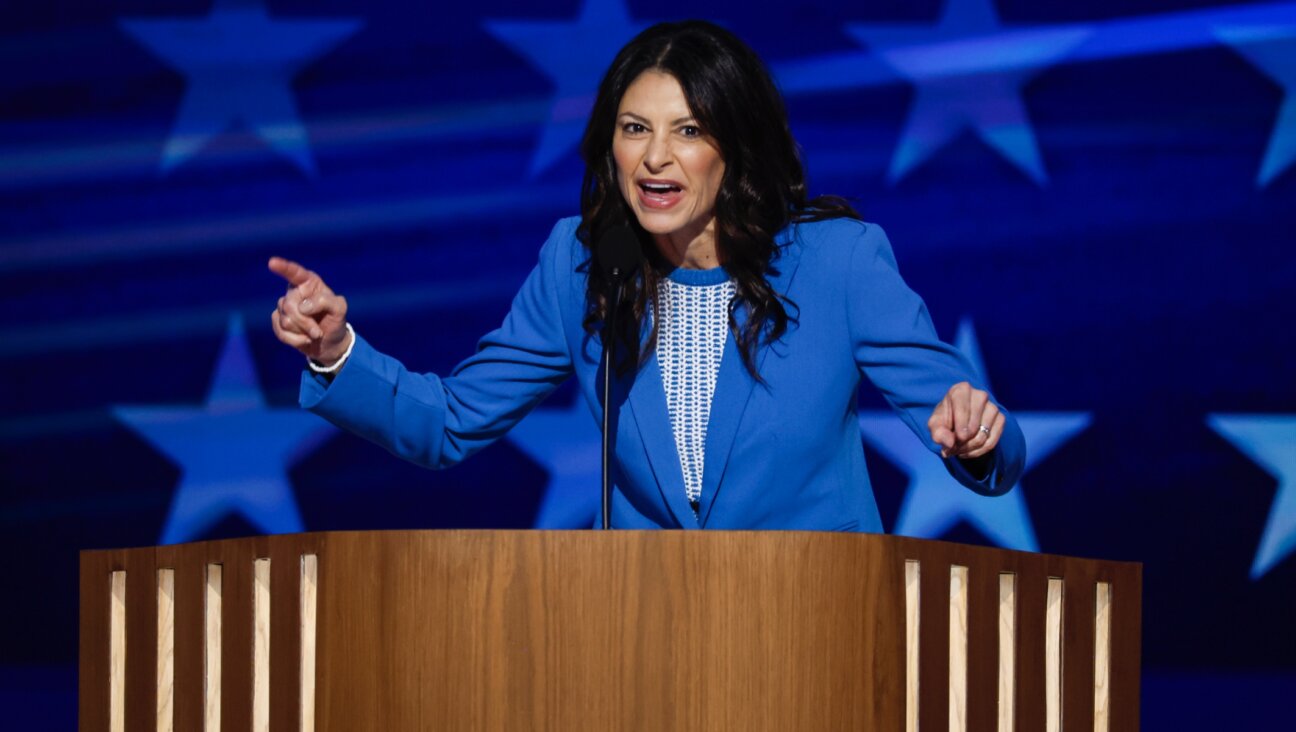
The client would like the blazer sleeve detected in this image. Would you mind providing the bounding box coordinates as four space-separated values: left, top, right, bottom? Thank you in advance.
299 219 578 469
843 221 1026 496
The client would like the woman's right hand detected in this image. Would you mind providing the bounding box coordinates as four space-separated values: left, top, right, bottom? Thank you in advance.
268 257 351 366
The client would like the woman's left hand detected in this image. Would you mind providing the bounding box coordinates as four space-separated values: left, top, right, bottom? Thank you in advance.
927 381 1004 460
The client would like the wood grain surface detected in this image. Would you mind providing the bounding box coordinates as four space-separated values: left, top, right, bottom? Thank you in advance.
78 531 1142 731
155 568 174 732
997 573 1016 732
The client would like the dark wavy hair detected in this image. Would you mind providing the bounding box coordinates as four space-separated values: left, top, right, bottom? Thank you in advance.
578 20 859 377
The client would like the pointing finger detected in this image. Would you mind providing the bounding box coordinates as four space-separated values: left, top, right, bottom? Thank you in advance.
268 256 315 288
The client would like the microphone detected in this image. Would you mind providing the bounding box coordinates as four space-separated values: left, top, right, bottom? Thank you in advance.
597 223 643 283
595 224 643 530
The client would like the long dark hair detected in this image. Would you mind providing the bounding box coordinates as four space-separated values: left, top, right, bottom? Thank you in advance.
578 20 859 377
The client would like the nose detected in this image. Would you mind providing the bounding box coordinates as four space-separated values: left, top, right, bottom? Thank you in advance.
643 132 672 173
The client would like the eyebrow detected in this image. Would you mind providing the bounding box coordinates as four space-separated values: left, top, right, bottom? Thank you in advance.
617 112 697 126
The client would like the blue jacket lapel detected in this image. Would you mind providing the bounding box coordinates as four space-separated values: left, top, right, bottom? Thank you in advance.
696 233 804 527
625 349 699 528
694 331 757 527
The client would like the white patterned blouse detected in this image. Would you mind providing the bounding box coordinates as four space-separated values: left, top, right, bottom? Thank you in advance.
655 266 736 519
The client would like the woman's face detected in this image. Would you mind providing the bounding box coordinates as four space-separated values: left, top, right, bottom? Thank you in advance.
613 71 726 255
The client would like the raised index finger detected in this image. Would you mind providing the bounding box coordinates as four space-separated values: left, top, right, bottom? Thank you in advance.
268 256 314 287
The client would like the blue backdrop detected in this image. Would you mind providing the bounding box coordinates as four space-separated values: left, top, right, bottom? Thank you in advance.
2 0 1294 727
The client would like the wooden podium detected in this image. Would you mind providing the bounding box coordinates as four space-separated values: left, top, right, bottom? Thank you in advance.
80 531 1140 731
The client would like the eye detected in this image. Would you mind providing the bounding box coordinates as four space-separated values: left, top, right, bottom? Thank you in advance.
621 122 647 135
680 125 702 138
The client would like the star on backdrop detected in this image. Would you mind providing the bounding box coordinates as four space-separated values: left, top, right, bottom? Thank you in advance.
858 319 1090 551
484 0 649 176
118 0 362 175
845 0 1092 185
1214 24 1296 187
505 396 601 528
1206 414 1296 579
113 316 337 544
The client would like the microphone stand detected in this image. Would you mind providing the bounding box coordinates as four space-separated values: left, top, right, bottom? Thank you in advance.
601 277 626 530
595 223 641 530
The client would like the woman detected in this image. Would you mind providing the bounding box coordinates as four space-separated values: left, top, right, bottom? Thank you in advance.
269 21 1025 530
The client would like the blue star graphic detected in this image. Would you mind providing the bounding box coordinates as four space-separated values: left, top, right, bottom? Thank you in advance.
484 0 648 176
505 396 601 528
859 319 1090 551
113 315 336 544
1215 24 1296 187
846 0 1092 185
119 0 362 175
1207 414 1296 579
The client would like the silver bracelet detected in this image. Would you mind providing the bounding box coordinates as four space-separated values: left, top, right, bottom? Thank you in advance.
307 323 356 374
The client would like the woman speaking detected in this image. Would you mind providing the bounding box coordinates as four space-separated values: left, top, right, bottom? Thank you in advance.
268 20 1026 531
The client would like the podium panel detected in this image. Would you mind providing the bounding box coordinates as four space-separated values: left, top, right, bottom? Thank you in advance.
80 531 1140 730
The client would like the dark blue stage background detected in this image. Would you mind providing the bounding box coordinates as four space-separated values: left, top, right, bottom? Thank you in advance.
3 0 1294 727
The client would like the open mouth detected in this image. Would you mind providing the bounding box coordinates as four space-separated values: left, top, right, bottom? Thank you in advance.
637 180 684 209
639 181 682 195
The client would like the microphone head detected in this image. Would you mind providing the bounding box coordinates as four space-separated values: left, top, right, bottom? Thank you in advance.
596 223 644 283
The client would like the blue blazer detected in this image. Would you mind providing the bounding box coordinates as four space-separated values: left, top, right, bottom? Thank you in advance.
301 217 1025 531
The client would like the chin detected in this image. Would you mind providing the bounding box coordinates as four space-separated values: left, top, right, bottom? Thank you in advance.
630 208 687 236
634 217 677 236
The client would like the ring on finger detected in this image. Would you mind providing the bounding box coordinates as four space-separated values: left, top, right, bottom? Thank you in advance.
978 424 991 438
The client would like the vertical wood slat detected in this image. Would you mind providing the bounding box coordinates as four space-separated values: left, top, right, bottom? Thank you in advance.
905 560 920 732
253 559 272 732
918 556 950 728
964 562 999 732
1063 569 1097 732
948 565 969 732
270 550 303 732
205 564 222 732
301 554 319 732
1094 582 1112 732
171 545 207 732
1014 570 1047 731
127 553 160 732
997 573 1016 732
157 569 175 732
1045 578 1064 732
219 543 257 731
109 571 126 732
